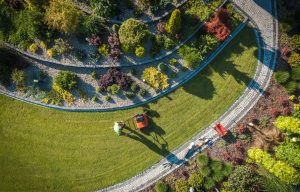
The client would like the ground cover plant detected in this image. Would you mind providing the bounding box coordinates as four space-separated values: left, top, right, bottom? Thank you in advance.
0 26 258 191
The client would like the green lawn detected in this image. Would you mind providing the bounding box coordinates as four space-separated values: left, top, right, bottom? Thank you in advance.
0 26 258 191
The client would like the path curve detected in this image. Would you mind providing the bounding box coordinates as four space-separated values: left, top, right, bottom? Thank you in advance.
97 0 278 191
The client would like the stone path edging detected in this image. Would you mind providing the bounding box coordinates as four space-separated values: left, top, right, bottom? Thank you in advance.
96 0 278 191
0 0 228 69
0 19 248 112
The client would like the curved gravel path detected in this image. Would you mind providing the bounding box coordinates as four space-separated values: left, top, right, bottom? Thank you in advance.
97 0 279 191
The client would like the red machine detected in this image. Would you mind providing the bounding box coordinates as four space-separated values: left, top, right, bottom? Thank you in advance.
134 114 149 129
214 123 228 137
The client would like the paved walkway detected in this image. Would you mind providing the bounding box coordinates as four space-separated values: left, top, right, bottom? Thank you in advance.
97 0 278 191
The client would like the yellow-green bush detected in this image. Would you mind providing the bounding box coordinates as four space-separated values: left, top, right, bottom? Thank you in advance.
142 67 169 90
98 44 110 57
165 9 181 35
28 43 38 53
135 46 145 58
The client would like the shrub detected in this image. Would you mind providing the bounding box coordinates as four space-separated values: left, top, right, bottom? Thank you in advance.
275 143 300 168
291 35 300 51
130 82 139 92
200 166 211 177
283 81 297 94
188 172 204 191
222 163 233 177
107 84 120 95
52 38 73 55
211 170 224 183
142 67 169 90
104 95 111 101
112 24 119 33
275 116 300 134
135 46 145 58
157 20 166 34
291 66 300 81
98 44 110 57
170 72 177 78
11 69 26 91
82 15 106 36
96 87 101 94
119 18 149 49
86 34 101 46
169 58 177 66
91 71 97 79
154 181 169 192
108 32 121 62
211 159 223 172
165 9 181 35
197 154 209 166
54 71 78 90
28 43 38 53
274 71 289 84
139 88 147 97
97 68 132 91
92 96 99 102
50 82 75 104
90 0 118 18
47 48 55 57
183 52 201 69
130 68 136 76
288 52 300 68
44 0 82 34
163 36 175 50
205 9 231 41
175 179 189 192
226 165 262 192
248 148 300 185
125 91 135 99
203 177 215 190
269 108 280 118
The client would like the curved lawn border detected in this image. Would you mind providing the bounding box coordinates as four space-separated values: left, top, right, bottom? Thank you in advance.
0 0 229 69
0 19 248 112
96 0 278 191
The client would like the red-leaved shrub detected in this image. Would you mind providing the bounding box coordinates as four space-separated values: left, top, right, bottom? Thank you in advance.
269 108 280 118
205 8 230 41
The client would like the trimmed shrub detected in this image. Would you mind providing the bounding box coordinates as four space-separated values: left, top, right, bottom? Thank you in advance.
211 170 224 183
47 48 55 57
82 15 107 36
288 52 300 68
11 69 26 91
139 88 147 97
104 95 112 101
107 84 120 95
97 68 132 91
119 18 149 50
135 46 145 58
125 91 135 99
197 154 209 166
54 71 78 90
211 159 223 172
169 58 177 66
175 179 189 192
28 43 38 53
98 44 110 57
130 82 139 92
222 163 233 177
248 148 300 185
165 9 181 35
91 71 97 79
200 166 211 177
154 181 169 192
142 67 169 90
291 35 300 51
283 81 297 94
274 71 289 84
52 38 73 55
203 177 216 190
188 172 204 191
227 165 262 192
275 143 300 168
291 66 300 81
90 0 119 18
275 116 300 134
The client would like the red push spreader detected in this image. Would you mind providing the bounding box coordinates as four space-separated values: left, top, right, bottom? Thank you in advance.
214 123 228 137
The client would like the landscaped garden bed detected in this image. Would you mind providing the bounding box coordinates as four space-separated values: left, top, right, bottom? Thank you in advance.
0 1 247 110
0 23 258 191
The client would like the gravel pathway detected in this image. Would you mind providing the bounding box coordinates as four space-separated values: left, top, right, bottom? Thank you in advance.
96 0 279 191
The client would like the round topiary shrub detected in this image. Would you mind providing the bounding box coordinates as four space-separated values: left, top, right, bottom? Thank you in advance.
154 181 169 192
135 46 145 58
284 81 297 94
188 172 204 191
291 67 300 81
28 43 38 53
119 18 150 51
197 154 209 166
275 71 290 84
